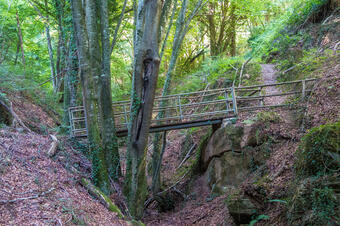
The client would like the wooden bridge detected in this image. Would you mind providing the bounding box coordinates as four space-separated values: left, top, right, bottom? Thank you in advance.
69 79 317 137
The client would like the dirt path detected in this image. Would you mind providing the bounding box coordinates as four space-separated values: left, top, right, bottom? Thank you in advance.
261 64 286 105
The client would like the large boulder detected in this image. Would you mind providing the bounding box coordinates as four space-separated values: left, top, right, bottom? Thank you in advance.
203 123 267 194
206 150 252 194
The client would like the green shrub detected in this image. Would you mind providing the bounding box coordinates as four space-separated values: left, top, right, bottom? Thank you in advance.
287 177 338 226
295 122 340 177
256 111 281 124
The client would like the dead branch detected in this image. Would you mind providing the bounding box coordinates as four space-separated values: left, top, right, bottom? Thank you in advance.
177 144 196 169
144 170 190 209
0 188 55 205
238 57 252 87
334 41 340 55
80 178 124 218
282 65 297 74
47 134 58 157
0 99 32 132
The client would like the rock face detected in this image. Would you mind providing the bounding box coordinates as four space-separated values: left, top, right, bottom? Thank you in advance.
202 122 268 224
203 123 266 194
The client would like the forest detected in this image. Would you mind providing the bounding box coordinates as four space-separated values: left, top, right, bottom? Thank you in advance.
0 0 339 225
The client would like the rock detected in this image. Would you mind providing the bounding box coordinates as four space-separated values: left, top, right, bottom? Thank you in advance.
203 125 243 168
240 124 260 148
205 151 252 194
227 196 257 225
202 122 268 194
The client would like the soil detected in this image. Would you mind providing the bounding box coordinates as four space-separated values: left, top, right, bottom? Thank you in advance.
0 130 126 226
261 64 286 106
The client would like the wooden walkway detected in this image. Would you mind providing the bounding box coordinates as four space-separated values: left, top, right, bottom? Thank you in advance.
69 79 317 137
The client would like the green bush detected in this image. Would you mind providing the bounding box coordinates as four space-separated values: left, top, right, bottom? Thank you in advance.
287 177 338 226
295 122 340 177
249 0 329 59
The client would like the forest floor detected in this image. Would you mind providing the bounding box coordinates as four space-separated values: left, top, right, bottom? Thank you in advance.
0 97 127 225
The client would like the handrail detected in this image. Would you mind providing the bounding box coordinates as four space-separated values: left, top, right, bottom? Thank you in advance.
69 79 318 137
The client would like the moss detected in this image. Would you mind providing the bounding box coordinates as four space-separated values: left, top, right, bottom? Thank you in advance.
81 178 124 219
295 122 340 177
192 128 212 174
256 111 281 124
225 125 244 151
287 176 339 226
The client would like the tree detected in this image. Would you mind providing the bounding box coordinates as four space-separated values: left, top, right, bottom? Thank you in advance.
124 0 162 219
151 0 204 195
71 0 120 194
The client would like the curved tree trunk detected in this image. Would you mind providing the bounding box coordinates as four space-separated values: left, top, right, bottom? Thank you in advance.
125 0 162 219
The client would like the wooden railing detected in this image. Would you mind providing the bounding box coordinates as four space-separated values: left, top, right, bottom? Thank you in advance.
69 78 317 137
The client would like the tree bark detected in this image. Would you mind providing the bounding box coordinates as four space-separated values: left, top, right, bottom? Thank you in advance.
44 0 57 92
71 0 111 195
98 0 121 180
125 0 161 219
16 11 25 74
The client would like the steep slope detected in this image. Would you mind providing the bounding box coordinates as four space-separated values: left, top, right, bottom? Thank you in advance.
0 130 128 225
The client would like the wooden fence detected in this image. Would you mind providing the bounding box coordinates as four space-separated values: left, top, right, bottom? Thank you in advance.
69 78 317 137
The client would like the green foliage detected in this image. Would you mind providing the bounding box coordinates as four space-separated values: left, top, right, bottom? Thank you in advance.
249 214 270 226
287 177 339 226
295 122 340 177
268 199 288 204
256 111 281 124
249 0 329 59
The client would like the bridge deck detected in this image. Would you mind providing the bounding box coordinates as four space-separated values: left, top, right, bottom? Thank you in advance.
69 79 317 137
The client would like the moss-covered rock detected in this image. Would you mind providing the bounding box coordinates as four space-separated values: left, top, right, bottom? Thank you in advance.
295 122 340 177
202 122 269 194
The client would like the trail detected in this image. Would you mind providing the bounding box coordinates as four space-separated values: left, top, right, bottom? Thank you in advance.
261 64 286 105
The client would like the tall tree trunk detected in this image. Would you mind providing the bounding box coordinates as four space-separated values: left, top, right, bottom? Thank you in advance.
99 0 121 180
45 0 57 91
54 0 67 93
230 2 236 56
16 11 25 73
125 0 161 219
63 33 78 128
71 0 111 195
14 39 20 65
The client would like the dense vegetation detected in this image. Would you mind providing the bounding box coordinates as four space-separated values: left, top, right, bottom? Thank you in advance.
0 0 338 223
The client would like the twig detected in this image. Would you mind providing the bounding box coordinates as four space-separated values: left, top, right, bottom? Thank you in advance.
282 65 297 74
144 170 190 208
334 41 340 55
0 99 32 132
47 134 58 157
0 188 55 204
57 218 63 226
238 57 252 87
173 187 188 200
177 144 196 169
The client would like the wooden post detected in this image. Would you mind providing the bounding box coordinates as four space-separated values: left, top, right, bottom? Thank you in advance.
231 86 238 116
225 89 230 114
